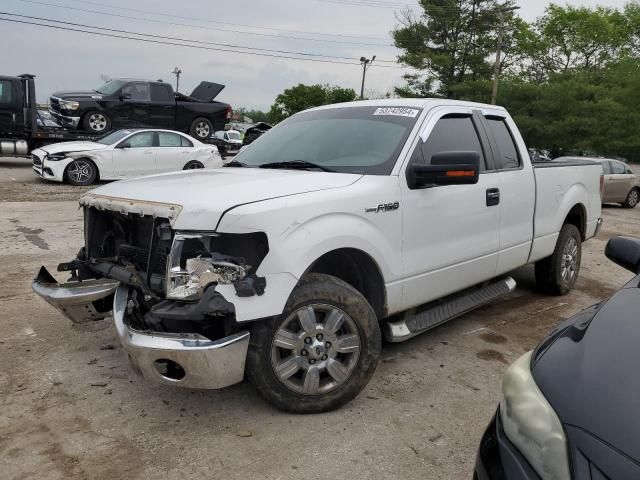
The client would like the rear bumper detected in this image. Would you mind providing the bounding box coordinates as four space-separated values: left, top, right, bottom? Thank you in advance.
32 266 250 390
112 285 249 389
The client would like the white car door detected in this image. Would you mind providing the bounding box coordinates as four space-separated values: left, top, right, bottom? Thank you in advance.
111 131 156 177
400 109 501 310
156 132 191 172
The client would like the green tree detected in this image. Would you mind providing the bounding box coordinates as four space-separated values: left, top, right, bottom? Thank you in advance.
268 84 357 122
392 0 517 98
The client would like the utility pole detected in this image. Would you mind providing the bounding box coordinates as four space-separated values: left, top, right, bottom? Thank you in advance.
172 66 182 93
360 56 376 100
491 5 520 105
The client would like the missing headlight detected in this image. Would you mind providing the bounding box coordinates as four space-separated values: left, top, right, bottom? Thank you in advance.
167 232 268 301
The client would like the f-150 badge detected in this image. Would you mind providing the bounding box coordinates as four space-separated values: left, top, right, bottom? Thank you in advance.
365 202 400 213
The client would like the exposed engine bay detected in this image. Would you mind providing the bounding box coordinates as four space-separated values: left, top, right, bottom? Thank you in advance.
61 206 268 340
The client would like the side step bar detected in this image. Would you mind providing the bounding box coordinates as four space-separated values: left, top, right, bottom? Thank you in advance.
384 277 517 343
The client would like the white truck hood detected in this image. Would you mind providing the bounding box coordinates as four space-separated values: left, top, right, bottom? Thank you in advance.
80 168 363 230
37 141 107 154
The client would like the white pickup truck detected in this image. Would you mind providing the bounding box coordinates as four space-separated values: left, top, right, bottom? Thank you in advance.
33 99 603 413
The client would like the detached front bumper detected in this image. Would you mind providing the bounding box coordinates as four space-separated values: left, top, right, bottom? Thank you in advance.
32 267 250 390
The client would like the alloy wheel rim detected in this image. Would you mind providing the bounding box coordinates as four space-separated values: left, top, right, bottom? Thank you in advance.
270 304 361 395
630 190 639 206
195 122 210 137
88 113 107 131
68 160 92 184
561 237 578 283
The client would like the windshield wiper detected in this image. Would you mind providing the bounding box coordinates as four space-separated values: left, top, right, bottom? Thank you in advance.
259 160 335 173
224 160 249 168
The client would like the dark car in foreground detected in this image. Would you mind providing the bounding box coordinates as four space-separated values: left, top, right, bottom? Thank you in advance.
49 78 232 141
475 236 640 479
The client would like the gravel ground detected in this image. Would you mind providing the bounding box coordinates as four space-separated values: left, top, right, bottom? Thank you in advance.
0 158 637 480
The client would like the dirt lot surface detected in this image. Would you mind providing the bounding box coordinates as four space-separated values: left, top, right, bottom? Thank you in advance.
1 158 638 480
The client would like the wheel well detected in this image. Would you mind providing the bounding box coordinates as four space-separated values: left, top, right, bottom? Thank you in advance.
564 204 586 240
307 248 386 320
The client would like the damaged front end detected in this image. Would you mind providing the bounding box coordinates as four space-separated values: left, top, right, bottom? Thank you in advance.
32 204 269 389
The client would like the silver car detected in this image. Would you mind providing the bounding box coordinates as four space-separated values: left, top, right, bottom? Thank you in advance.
558 157 640 208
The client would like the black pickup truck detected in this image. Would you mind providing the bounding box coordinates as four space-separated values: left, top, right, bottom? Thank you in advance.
49 78 232 141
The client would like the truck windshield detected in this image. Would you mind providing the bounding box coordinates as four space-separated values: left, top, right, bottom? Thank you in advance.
95 80 127 95
233 106 422 175
95 130 135 145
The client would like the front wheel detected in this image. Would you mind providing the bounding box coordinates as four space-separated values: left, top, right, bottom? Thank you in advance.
535 224 582 295
65 159 97 186
189 118 213 140
246 273 381 413
623 188 639 209
82 111 111 133
183 160 204 170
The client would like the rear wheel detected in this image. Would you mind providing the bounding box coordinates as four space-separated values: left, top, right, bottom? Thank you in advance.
82 111 111 134
535 224 582 295
183 160 204 170
246 273 381 413
65 158 97 186
623 188 639 209
189 118 213 140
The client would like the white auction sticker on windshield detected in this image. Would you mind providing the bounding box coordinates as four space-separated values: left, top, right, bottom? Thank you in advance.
373 107 420 118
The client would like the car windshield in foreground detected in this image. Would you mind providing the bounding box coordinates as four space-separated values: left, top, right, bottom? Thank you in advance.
232 106 422 175
95 79 127 95
95 129 134 145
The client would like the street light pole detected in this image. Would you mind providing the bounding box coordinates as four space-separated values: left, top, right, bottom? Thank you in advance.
172 66 182 93
491 5 520 105
360 55 376 100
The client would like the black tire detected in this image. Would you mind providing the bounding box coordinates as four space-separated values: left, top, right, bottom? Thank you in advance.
535 224 582 295
82 111 111 134
64 158 98 186
183 160 204 170
246 273 381 414
189 117 213 140
623 188 639 209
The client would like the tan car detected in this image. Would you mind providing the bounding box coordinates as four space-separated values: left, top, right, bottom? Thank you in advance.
557 157 640 208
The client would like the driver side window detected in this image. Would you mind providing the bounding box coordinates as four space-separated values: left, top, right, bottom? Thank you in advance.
410 116 487 172
122 82 151 102
123 132 154 148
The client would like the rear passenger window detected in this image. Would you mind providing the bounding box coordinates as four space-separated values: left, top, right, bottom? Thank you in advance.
602 162 612 174
413 116 487 172
486 118 520 169
181 136 193 147
151 84 173 102
612 162 626 174
158 132 182 147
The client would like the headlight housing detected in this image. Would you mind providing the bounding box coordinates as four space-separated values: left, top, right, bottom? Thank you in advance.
46 152 69 161
166 232 249 301
500 351 571 480
59 99 80 110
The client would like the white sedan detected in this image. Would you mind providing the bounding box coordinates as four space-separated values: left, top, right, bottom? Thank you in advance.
31 129 223 185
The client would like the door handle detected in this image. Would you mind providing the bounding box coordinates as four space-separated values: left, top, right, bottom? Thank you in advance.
486 188 500 207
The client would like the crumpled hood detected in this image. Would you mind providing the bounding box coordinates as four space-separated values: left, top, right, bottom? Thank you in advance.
81 168 362 230
37 141 107 155
532 281 640 462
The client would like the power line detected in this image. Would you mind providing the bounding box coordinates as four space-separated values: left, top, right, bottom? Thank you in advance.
0 14 407 69
1 11 398 63
63 0 391 41
13 0 393 47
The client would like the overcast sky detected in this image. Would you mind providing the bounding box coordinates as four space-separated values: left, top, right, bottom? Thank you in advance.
1 0 632 110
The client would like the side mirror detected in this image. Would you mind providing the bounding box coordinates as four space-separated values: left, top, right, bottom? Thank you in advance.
119 93 132 101
408 151 480 189
605 236 640 274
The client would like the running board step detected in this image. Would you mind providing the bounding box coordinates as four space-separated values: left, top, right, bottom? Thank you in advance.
384 277 517 343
